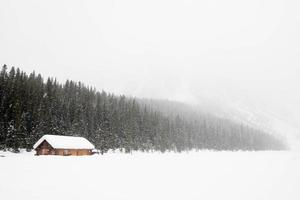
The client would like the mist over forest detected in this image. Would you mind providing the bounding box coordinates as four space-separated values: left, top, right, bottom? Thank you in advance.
0 65 286 153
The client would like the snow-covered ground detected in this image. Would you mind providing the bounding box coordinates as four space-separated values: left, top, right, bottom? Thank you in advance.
0 150 299 200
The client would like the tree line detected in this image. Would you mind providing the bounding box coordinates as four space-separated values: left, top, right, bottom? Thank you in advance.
0 65 287 153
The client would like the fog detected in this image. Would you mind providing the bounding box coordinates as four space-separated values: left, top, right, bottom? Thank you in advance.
1 0 300 146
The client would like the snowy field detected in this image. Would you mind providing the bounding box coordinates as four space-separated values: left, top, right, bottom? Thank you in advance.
0 150 299 200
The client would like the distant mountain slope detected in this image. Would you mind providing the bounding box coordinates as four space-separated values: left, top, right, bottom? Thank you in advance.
192 95 296 150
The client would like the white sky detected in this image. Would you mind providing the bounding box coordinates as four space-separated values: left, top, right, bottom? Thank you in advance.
1 0 300 136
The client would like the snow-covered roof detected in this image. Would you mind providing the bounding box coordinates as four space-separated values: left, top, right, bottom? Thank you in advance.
33 135 95 150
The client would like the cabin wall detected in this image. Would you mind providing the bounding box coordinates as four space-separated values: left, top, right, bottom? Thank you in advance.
36 148 92 156
55 149 64 156
77 149 92 156
35 140 55 156
54 149 92 156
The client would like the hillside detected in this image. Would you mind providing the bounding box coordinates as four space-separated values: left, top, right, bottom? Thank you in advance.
0 65 287 152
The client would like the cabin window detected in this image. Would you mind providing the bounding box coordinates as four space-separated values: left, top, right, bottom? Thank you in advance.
64 150 68 155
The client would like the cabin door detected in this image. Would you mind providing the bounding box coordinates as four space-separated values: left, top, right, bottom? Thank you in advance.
41 149 49 155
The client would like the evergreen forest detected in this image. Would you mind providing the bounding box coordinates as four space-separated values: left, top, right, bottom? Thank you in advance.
0 65 287 153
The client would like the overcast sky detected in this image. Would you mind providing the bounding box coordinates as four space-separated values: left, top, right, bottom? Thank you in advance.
1 0 300 139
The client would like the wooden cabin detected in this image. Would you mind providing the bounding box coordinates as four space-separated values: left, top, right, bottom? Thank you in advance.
33 135 95 156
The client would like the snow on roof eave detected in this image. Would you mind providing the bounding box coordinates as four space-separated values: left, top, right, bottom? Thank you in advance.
33 137 47 149
33 135 95 150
